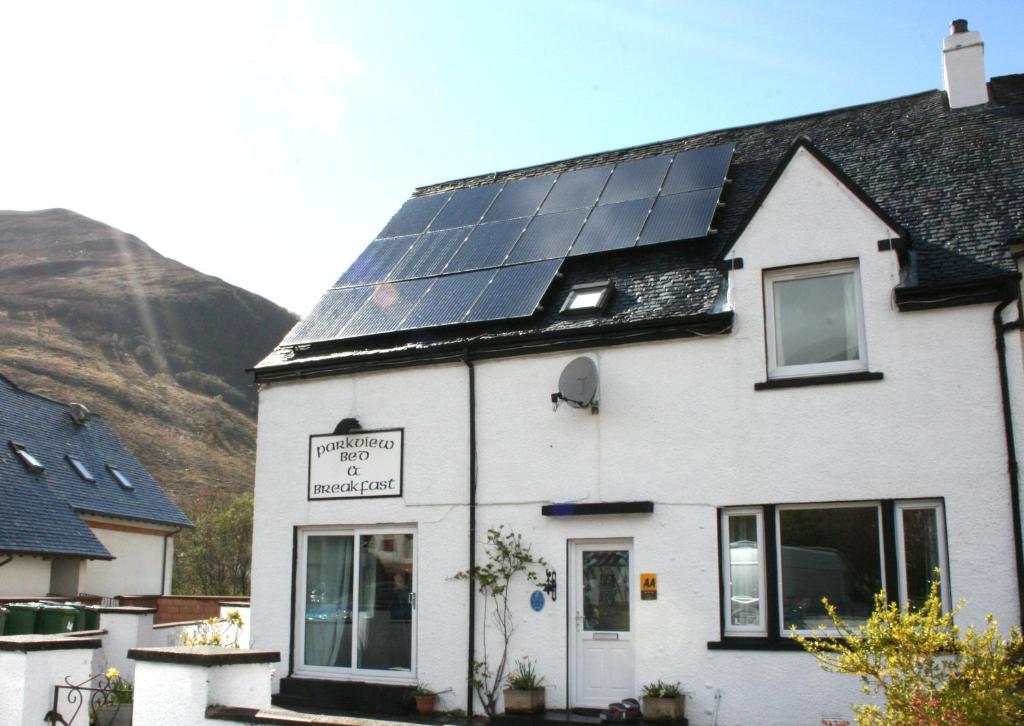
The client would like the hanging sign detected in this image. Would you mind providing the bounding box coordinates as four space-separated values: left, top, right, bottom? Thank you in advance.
308 428 403 501
640 573 657 600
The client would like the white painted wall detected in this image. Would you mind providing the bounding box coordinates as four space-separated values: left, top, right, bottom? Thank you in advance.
96 608 157 680
252 147 1024 726
81 525 169 596
132 659 274 726
0 555 52 596
0 642 96 726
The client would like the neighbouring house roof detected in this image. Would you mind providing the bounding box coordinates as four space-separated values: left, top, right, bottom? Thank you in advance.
257 76 1024 377
0 374 192 559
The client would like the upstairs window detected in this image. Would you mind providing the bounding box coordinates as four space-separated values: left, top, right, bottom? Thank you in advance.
10 442 44 473
67 456 96 482
764 260 867 379
107 465 135 491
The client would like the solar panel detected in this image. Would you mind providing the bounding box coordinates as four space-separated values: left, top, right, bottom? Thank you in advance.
466 260 562 323
540 165 612 213
335 235 418 287
341 279 433 338
430 184 501 230
387 226 472 281
638 187 721 246
569 198 653 256
505 208 588 264
401 269 494 329
282 285 374 345
483 174 557 222
377 193 450 238
444 217 528 273
662 144 734 195
598 155 672 205
290 143 733 346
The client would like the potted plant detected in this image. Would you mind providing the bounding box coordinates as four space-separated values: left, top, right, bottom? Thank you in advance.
503 657 545 714
641 680 684 722
410 684 445 715
93 667 133 726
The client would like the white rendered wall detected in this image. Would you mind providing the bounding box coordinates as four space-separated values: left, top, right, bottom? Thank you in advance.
97 608 156 680
252 147 1023 726
0 645 95 726
0 555 52 596
81 526 168 596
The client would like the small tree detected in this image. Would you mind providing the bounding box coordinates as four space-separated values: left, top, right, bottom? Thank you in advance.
454 526 546 718
795 581 1024 725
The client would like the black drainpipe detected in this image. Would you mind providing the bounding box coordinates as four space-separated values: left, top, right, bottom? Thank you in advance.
464 351 478 718
994 292 1024 623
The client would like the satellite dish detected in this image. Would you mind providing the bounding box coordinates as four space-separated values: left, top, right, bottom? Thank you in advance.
555 356 599 411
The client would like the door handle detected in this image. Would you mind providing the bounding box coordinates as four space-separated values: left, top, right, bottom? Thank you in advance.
575 612 583 632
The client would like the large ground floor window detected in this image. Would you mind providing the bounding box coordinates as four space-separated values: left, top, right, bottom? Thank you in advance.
296 527 416 681
719 500 948 640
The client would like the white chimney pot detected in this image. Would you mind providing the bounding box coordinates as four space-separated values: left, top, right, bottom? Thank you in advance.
942 19 988 109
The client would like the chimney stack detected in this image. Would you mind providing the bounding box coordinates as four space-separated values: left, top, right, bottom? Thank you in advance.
942 19 988 109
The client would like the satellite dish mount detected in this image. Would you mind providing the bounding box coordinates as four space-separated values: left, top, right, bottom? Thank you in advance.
551 356 599 414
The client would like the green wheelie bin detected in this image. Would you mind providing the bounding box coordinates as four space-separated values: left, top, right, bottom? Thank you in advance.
6 602 44 634
38 604 78 634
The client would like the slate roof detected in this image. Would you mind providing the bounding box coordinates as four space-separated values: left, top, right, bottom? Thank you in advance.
257 76 1024 375
0 375 192 558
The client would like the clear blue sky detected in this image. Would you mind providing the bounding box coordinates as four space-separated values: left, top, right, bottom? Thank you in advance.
0 1 1021 314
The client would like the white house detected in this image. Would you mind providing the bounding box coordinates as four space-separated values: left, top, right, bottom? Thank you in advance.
0 374 192 599
250 21 1024 725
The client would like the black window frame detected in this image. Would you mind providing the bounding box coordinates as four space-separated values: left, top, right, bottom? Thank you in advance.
710 497 949 650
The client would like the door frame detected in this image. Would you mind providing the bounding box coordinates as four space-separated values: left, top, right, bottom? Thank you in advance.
567 538 636 709
293 524 418 684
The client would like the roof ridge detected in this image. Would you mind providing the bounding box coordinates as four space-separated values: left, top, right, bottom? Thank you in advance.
0 373 104 418
414 89 941 195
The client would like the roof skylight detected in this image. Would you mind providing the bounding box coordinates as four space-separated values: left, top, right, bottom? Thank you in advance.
67 456 96 482
107 465 135 491
9 442 44 473
560 281 615 316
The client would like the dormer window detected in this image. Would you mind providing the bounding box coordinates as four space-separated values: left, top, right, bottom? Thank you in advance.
763 260 867 379
561 280 614 316
10 442 44 473
67 456 96 482
107 465 135 491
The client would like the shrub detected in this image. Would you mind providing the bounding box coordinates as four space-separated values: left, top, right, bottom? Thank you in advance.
795 580 1024 725
506 657 545 691
641 680 682 698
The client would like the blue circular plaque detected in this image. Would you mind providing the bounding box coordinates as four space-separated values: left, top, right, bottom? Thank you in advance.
530 590 545 612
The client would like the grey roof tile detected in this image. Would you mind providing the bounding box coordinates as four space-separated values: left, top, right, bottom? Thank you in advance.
0 375 192 558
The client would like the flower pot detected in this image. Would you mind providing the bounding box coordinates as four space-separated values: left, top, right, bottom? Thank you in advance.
503 687 545 714
94 702 133 726
641 695 684 722
415 694 437 715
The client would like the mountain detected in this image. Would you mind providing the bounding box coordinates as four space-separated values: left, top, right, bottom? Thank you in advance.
0 208 297 505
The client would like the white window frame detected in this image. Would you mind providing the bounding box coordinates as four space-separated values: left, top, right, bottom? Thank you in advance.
720 507 768 636
764 260 868 379
294 525 417 684
775 501 886 636
895 500 951 611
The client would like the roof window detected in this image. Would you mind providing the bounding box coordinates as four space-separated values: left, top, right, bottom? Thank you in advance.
107 465 135 491
9 442 44 473
67 456 96 482
560 280 614 316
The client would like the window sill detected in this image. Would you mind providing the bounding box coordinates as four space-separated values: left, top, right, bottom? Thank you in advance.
754 371 883 391
707 637 809 651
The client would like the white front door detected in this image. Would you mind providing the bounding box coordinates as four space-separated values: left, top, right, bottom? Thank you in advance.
569 540 635 709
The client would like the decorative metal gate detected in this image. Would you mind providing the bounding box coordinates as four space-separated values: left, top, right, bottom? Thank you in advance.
45 672 133 726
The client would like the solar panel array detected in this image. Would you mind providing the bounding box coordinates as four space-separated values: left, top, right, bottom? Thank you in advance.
284 143 733 346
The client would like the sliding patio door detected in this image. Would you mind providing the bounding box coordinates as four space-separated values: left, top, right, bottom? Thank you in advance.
297 528 416 681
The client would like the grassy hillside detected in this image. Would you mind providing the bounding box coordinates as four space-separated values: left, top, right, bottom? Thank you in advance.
0 209 297 505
